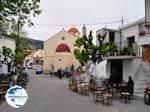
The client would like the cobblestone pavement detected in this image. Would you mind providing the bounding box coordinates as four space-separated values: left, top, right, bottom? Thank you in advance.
0 69 150 112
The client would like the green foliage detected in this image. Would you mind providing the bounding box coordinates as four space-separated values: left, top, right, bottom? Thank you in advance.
122 46 134 55
0 0 41 26
0 0 41 69
14 49 29 65
2 46 14 65
2 46 28 66
74 31 117 66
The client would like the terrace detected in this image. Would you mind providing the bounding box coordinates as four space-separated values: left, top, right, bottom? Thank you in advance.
103 41 141 60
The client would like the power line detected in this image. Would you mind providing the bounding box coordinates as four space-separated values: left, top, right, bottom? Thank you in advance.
34 20 122 27
124 13 144 20
32 14 144 27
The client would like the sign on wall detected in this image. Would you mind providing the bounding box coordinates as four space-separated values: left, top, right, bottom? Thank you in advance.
142 46 150 62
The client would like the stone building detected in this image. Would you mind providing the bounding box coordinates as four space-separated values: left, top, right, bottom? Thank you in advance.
96 17 150 97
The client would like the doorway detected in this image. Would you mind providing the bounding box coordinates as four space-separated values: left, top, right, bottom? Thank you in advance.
109 60 123 84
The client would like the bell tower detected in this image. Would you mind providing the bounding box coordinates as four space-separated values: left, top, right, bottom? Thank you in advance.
82 25 87 36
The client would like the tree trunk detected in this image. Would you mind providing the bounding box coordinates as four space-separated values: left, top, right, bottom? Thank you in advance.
84 60 93 82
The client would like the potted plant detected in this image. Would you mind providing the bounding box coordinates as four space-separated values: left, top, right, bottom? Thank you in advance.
113 50 118 56
122 47 129 55
139 31 146 36
128 47 134 56
117 49 122 56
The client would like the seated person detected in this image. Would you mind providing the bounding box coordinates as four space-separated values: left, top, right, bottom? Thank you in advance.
127 76 134 96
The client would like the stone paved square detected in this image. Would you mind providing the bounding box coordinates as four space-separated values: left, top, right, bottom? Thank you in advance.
0 70 150 112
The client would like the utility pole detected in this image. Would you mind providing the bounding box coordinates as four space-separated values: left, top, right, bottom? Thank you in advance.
121 17 124 26
119 17 124 51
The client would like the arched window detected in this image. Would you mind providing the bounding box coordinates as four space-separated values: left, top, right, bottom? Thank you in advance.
56 43 71 52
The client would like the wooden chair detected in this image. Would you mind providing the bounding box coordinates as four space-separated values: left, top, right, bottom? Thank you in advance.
93 87 105 102
126 85 134 99
77 81 84 95
71 79 77 92
0 86 7 104
120 92 131 103
82 82 90 96
102 93 113 105
93 91 103 102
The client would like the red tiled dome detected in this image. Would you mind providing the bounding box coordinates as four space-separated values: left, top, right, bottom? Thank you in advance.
68 27 79 34
56 44 71 52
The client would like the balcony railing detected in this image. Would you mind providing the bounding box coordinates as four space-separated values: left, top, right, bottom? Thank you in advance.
139 22 150 37
104 41 139 57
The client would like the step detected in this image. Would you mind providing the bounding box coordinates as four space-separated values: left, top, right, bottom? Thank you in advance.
134 93 144 97
134 88 145 91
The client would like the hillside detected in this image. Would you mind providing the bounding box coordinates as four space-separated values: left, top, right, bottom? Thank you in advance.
23 38 43 49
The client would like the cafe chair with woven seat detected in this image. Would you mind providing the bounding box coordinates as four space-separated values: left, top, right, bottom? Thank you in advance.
102 92 113 105
120 91 131 103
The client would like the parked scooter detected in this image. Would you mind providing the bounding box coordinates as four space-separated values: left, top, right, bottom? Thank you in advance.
144 82 150 105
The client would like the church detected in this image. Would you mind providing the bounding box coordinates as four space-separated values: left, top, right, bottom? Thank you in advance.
43 26 87 73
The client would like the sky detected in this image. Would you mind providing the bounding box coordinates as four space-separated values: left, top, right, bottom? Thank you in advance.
24 0 145 41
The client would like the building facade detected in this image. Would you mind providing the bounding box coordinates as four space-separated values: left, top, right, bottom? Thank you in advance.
43 27 81 73
96 17 150 96
32 49 44 65
0 37 16 74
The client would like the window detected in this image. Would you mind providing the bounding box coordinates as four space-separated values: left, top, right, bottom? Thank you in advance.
127 36 135 48
109 32 114 43
62 37 65 40
139 24 150 36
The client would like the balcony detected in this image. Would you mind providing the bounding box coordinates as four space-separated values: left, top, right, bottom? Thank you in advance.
103 51 141 60
138 23 150 45
102 42 141 60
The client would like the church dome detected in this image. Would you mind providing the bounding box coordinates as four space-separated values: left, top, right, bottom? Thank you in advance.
68 27 79 34
56 44 71 52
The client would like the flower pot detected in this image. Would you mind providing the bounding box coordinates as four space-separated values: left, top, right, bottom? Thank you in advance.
114 52 118 56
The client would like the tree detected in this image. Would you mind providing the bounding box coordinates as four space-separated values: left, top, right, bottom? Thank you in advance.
2 46 29 72
2 46 14 72
0 0 41 26
0 0 41 72
0 0 41 49
14 49 29 65
74 31 117 66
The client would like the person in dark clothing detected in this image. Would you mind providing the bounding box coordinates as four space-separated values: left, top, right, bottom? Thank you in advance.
58 68 62 79
127 76 134 98
50 71 53 78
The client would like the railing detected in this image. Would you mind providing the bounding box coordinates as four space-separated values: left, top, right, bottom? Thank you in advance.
114 41 127 49
104 41 139 57
139 23 150 37
134 63 143 83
